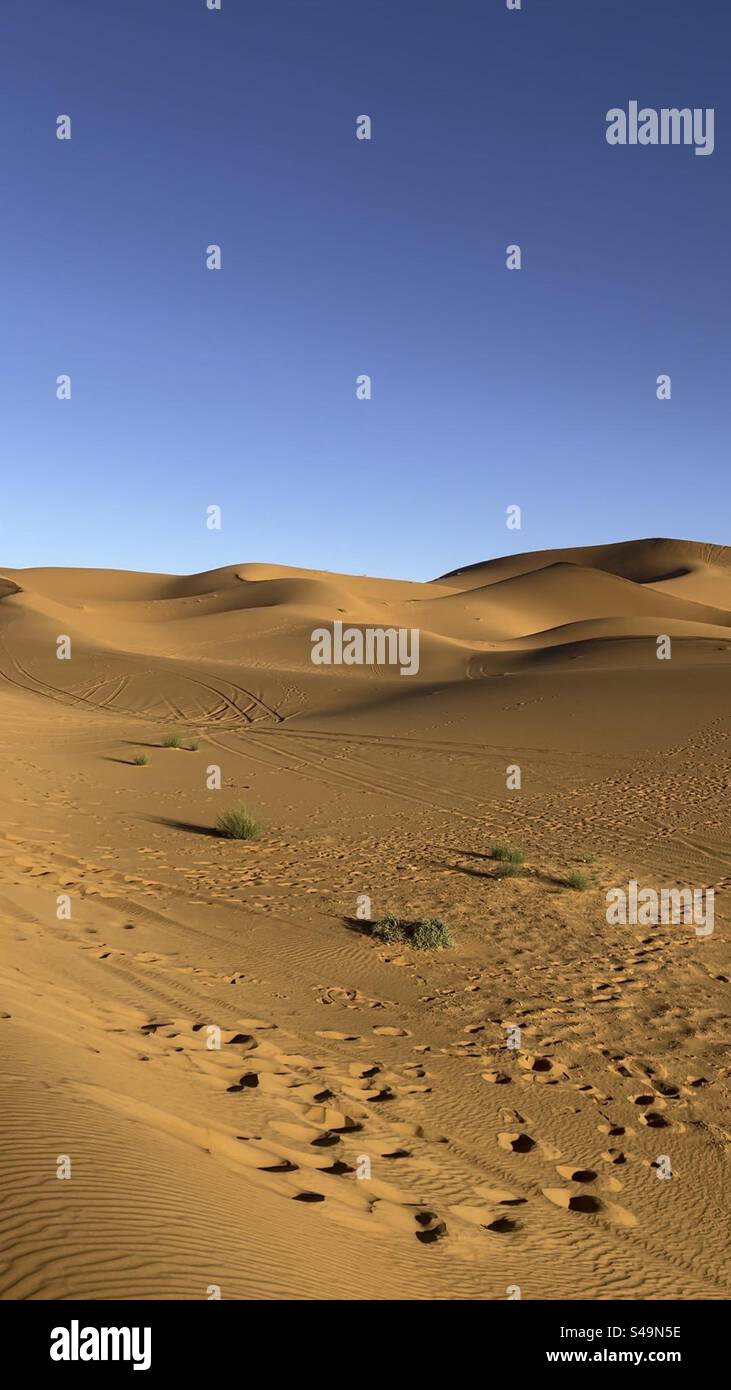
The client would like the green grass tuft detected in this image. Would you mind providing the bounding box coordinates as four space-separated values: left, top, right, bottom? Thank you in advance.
132 753 149 766
215 806 261 841
161 734 183 748
563 870 591 890
368 915 453 950
492 862 523 878
490 842 524 865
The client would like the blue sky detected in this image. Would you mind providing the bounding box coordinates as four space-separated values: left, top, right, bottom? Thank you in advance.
1 0 728 580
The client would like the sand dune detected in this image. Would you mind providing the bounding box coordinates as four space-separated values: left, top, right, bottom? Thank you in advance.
0 538 729 1301
437 536 731 588
3 536 730 689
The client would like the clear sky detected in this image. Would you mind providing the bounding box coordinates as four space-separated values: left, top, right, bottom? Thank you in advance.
1 0 728 580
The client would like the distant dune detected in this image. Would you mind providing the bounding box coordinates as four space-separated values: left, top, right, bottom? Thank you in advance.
1 538 729 725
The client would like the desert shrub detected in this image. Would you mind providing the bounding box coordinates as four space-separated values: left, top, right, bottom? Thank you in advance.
162 734 182 748
132 753 149 765
492 862 522 878
563 871 590 890
410 917 454 950
215 806 261 840
490 842 524 865
188 739 200 751
369 915 453 950
368 914 406 945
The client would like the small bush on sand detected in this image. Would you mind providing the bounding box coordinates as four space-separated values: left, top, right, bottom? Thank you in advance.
369 915 453 950
563 871 590 891
188 739 200 751
215 806 261 840
492 862 522 878
162 734 182 748
132 753 149 766
490 842 524 865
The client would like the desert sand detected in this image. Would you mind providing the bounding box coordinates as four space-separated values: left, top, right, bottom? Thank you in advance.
0 536 729 1301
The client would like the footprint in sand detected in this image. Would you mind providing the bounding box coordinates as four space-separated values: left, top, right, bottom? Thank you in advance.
414 1211 448 1245
654 1082 680 1098
316 985 387 1011
227 1072 260 1092
630 1092 663 1107
302 1104 363 1133
543 1185 637 1227
639 1110 670 1128
498 1131 536 1154
348 1061 381 1079
518 1054 568 1081
361 1086 396 1103
474 1185 527 1206
543 1188 603 1215
450 1202 521 1232
486 1216 520 1233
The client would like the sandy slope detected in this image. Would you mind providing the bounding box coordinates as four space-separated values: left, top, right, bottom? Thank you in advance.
0 538 729 1300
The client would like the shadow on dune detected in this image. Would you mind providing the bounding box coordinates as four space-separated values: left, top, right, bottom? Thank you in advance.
121 739 172 750
342 915 371 936
144 815 221 838
439 849 588 889
443 848 513 878
448 861 500 879
101 756 148 766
